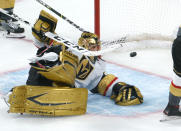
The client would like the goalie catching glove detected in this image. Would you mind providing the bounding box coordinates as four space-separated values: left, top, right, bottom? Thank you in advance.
95 74 143 106
32 10 58 47
111 82 143 106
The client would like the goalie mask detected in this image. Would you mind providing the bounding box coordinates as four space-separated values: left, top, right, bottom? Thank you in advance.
78 32 101 51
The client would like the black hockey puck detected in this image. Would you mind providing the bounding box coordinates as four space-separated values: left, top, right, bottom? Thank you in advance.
130 52 137 57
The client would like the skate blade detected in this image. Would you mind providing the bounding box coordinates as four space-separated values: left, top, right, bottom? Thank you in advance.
0 30 25 38
5 33 25 38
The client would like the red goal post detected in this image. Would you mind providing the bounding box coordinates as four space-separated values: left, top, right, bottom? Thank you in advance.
94 0 100 38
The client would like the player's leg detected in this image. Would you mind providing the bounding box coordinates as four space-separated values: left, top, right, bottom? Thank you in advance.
163 35 181 116
0 0 24 33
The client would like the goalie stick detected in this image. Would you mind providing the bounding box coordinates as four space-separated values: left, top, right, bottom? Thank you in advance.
45 32 127 56
0 8 126 56
1 7 172 55
35 0 174 46
0 8 93 55
0 8 130 56
3 0 173 48
34 0 175 46
2 1 173 49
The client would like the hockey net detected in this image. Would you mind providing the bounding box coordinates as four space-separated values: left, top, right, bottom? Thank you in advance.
38 0 181 52
94 0 181 52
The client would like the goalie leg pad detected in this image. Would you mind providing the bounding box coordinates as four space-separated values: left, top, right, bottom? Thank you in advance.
32 10 58 43
8 85 88 116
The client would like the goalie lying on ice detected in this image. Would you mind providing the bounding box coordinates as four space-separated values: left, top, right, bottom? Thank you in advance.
7 10 143 116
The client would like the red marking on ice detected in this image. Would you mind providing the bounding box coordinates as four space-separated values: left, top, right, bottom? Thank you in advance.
0 66 29 77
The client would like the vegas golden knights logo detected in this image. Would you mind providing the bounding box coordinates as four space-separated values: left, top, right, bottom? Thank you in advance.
76 56 94 80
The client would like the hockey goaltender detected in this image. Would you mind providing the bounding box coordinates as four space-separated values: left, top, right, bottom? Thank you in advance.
6 10 143 116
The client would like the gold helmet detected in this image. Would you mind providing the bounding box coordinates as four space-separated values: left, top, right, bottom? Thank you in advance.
78 32 101 50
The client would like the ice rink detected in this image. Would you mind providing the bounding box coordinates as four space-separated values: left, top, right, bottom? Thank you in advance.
0 0 181 131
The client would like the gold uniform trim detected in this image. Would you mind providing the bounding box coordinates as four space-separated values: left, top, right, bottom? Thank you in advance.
170 82 181 96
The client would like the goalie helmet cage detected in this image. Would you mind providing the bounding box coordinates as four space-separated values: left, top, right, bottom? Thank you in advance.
94 0 181 51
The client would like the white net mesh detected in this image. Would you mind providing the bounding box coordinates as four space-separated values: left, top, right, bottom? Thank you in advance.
99 0 181 52
100 0 181 41
28 0 181 52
